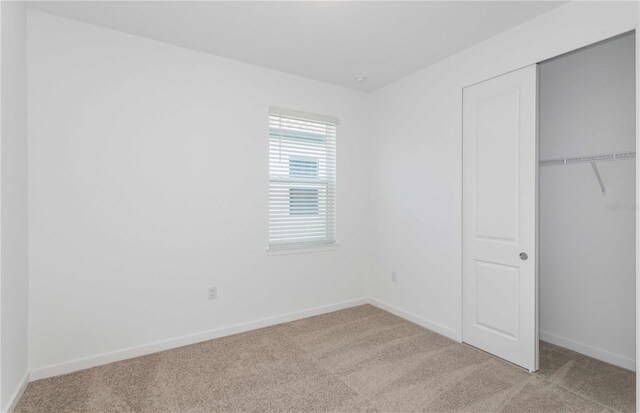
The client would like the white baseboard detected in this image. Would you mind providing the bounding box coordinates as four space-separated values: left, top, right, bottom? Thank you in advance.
38 297 635 386
368 298 459 341
540 331 636 371
3 372 29 413
30 297 368 380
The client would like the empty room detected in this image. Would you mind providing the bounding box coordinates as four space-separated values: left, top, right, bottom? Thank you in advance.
1 1 639 412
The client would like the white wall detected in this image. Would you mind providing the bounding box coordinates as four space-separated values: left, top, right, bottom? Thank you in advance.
368 1 639 343
539 33 636 369
0 1 29 411
27 11 371 377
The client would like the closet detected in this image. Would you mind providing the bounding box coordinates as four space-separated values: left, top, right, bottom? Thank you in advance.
462 31 636 374
538 32 636 370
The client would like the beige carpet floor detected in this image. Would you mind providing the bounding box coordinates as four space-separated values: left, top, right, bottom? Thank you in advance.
15 305 635 412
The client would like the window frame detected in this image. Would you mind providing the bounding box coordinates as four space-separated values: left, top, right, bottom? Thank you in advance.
267 107 338 252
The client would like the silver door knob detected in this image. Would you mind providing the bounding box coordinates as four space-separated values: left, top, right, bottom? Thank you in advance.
519 252 528 260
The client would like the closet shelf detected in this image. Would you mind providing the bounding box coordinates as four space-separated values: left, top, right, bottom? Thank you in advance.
538 151 635 194
539 151 635 167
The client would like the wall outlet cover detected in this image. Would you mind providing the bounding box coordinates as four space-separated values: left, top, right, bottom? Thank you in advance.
208 287 217 300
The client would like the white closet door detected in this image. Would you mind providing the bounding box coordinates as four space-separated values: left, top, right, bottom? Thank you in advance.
462 65 538 372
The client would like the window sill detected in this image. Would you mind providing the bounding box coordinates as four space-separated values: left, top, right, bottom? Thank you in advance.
266 243 340 256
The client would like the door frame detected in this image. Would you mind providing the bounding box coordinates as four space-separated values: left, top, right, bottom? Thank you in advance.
459 23 639 385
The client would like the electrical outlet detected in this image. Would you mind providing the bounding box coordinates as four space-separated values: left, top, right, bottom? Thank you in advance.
208 287 218 300
391 271 397 282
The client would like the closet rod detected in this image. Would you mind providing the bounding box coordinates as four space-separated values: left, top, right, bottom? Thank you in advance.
539 150 635 194
539 151 635 167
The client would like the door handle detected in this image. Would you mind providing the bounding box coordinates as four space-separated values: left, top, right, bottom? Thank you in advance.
519 252 528 260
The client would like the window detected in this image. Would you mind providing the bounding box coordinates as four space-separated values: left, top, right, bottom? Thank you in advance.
268 107 337 250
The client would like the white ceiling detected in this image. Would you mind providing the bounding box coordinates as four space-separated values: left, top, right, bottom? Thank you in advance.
28 1 566 92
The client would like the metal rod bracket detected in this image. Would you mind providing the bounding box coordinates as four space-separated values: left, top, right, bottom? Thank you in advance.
590 161 605 193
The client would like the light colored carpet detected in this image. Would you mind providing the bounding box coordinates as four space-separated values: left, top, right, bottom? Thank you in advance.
15 305 635 412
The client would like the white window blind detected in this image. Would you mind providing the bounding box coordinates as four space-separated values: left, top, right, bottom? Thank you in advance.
269 108 337 250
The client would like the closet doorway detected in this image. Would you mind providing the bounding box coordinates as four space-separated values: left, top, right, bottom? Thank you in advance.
538 33 636 371
462 31 636 386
